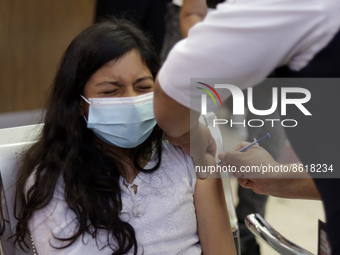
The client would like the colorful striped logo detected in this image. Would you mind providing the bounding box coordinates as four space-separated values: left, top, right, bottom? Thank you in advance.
196 82 222 114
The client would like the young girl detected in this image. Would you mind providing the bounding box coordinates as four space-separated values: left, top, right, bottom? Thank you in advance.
13 19 236 255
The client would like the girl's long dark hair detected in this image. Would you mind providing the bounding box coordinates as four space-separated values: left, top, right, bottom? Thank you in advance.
13 19 162 255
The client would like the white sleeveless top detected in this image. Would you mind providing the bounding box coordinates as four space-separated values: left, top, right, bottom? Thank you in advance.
27 141 201 254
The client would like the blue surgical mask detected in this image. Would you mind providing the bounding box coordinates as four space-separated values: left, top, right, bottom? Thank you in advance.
81 92 157 148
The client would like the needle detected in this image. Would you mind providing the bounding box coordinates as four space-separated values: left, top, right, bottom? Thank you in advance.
217 133 271 165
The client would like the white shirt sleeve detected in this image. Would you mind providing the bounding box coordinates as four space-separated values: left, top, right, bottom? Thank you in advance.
162 140 197 193
172 0 182 7
159 0 340 112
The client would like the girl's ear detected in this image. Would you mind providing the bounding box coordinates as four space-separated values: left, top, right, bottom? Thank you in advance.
79 95 89 117
79 97 86 116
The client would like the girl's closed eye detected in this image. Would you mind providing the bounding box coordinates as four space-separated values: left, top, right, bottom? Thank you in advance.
102 89 119 95
136 85 153 92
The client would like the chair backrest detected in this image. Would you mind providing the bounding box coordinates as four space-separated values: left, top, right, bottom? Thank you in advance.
0 124 43 255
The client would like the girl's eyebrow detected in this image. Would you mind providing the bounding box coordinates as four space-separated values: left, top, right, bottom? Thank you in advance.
96 76 153 86
133 76 154 85
96 81 122 87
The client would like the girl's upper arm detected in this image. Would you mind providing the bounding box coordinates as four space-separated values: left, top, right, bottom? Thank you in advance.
194 173 237 255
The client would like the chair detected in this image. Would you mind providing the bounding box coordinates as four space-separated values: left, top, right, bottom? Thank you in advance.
0 124 43 146
0 124 42 255
245 213 314 255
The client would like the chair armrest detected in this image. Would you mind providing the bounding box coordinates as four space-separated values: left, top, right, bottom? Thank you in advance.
245 213 313 255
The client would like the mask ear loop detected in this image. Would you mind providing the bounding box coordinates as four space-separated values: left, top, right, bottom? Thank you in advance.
80 95 90 104
80 95 90 123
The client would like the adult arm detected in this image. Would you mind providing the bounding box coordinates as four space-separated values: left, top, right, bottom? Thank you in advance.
154 0 340 137
154 78 216 167
154 75 199 138
194 154 237 254
180 0 207 37
218 142 321 200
